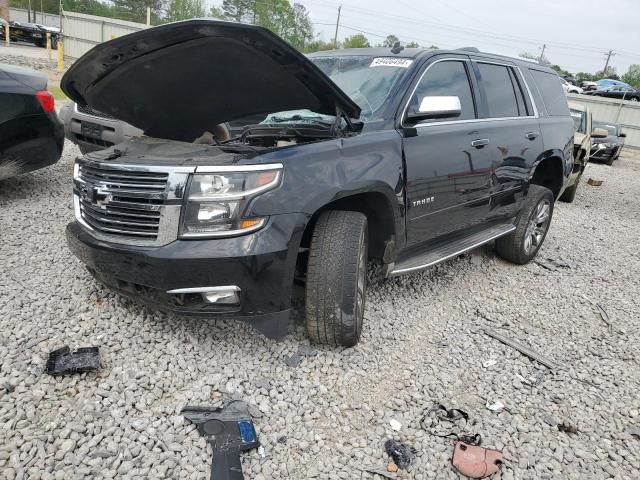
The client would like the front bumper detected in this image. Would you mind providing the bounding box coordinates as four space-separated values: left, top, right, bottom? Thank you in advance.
66 213 306 338
590 145 618 161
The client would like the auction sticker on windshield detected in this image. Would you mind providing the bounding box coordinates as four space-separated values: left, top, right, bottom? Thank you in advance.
370 58 413 68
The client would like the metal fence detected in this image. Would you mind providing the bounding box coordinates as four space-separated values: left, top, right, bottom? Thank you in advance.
61 11 147 60
8 8 60 27
8 8 147 60
567 93 640 150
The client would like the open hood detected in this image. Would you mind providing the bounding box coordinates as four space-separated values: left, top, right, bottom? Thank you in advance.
61 19 360 141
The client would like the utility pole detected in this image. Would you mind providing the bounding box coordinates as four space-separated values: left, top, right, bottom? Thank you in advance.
538 44 546 64
603 49 615 76
333 5 341 48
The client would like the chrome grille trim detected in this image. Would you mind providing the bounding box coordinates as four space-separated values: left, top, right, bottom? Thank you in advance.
73 160 195 246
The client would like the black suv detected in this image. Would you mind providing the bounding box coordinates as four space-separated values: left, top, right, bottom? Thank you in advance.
62 20 574 346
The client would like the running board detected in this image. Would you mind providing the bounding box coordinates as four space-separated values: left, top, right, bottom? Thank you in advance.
389 224 516 277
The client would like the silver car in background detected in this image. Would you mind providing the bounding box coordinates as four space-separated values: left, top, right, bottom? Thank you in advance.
59 102 143 153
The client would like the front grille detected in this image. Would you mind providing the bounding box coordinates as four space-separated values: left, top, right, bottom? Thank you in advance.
77 164 169 241
76 104 116 120
75 134 114 148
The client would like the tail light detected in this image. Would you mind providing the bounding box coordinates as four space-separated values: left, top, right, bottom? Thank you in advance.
35 90 55 113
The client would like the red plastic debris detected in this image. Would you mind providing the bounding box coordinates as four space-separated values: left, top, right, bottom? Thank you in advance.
451 441 503 479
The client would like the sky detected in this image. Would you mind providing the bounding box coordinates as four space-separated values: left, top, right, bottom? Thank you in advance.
214 0 640 75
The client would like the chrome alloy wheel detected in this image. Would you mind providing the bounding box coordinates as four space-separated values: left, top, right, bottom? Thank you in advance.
523 199 551 255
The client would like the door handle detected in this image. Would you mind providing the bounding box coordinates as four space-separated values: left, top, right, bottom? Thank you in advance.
471 139 490 148
525 132 539 140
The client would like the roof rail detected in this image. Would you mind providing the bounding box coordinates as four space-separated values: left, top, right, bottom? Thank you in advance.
457 47 480 52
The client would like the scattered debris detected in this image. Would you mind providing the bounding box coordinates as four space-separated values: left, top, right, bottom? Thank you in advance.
389 419 402 431
581 294 613 333
451 441 503 479
421 404 470 437
485 400 506 413
277 435 287 444
484 329 562 370
482 359 497 368
534 257 571 272
628 427 640 439
557 422 578 434
544 415 559 427
258 445 266 458
45 346 100 376
384 439 413 470
181 400 259 480
596 304 613 333
362 465 397 479
284 345 316 368
587 178 603 186
247 403 263 419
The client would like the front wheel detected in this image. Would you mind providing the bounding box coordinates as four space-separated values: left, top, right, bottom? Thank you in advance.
496 185 554 264
305 210 368 347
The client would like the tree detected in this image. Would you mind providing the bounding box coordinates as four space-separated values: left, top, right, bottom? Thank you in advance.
576 72 596 84
342 33 370 49
302 38 334 53
111 0 163 23
550 64 571 78
221 0 253 23
288 3 313 49
622 64 640 89
165 0 204 23
405 41 419 48
383 34 399 47
520 50 551 66
209 4 225 18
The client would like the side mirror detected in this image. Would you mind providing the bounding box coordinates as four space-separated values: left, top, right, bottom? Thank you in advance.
619 132 627 138
407 96 462 122
592 128 608 138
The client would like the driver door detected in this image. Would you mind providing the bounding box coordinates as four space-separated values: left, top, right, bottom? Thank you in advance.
401 56 493 246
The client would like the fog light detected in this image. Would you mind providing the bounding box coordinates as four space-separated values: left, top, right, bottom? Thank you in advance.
167 286 241 305
203 290 240 305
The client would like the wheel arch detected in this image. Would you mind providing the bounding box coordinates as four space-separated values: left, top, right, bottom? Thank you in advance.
529 153 566 199
300 189 399 262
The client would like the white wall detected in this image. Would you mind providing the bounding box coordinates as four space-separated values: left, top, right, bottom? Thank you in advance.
61 11 147 60
568 93 640 150
9 8 60 28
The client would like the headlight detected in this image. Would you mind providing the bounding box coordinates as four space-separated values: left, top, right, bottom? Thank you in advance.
180 165 282 238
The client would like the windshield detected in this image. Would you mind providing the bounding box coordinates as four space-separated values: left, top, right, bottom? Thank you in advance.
259 55 411 125
570 109 586 133
311 55 411 121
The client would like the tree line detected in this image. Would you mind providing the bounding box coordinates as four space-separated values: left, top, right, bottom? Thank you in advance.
10 0 436 53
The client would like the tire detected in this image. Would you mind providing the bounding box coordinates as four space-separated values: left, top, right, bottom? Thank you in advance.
495 185 554 264
559 176 579 203
305 210 368 347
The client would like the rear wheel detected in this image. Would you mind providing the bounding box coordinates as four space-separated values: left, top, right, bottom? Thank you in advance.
305 210 368 347
496 185 554 264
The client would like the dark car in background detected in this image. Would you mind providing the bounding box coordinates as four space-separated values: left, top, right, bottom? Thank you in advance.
590 121 626 165
61 20 573 346
585 85 640 102
0 64 63 180
0 21 60 49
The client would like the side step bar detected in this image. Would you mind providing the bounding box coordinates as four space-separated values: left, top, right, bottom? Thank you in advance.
389 224 516 277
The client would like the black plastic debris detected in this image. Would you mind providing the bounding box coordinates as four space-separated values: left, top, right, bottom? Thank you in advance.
384 439 413 469
182 400 259 480
45 346 100 376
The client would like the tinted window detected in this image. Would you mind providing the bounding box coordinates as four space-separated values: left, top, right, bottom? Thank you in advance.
409 60 476 122
477 63 519 118
529 69 570 116
508 68 529 116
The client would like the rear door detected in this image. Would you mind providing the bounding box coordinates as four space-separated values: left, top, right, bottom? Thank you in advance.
470 58 543 222
401 55 494 245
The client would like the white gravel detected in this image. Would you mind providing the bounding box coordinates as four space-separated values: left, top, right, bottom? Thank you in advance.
1 143 639 480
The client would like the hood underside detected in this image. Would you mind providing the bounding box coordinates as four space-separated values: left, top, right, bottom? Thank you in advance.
61 19 360 142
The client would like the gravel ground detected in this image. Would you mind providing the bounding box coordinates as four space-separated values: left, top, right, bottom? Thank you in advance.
1 144 639 480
